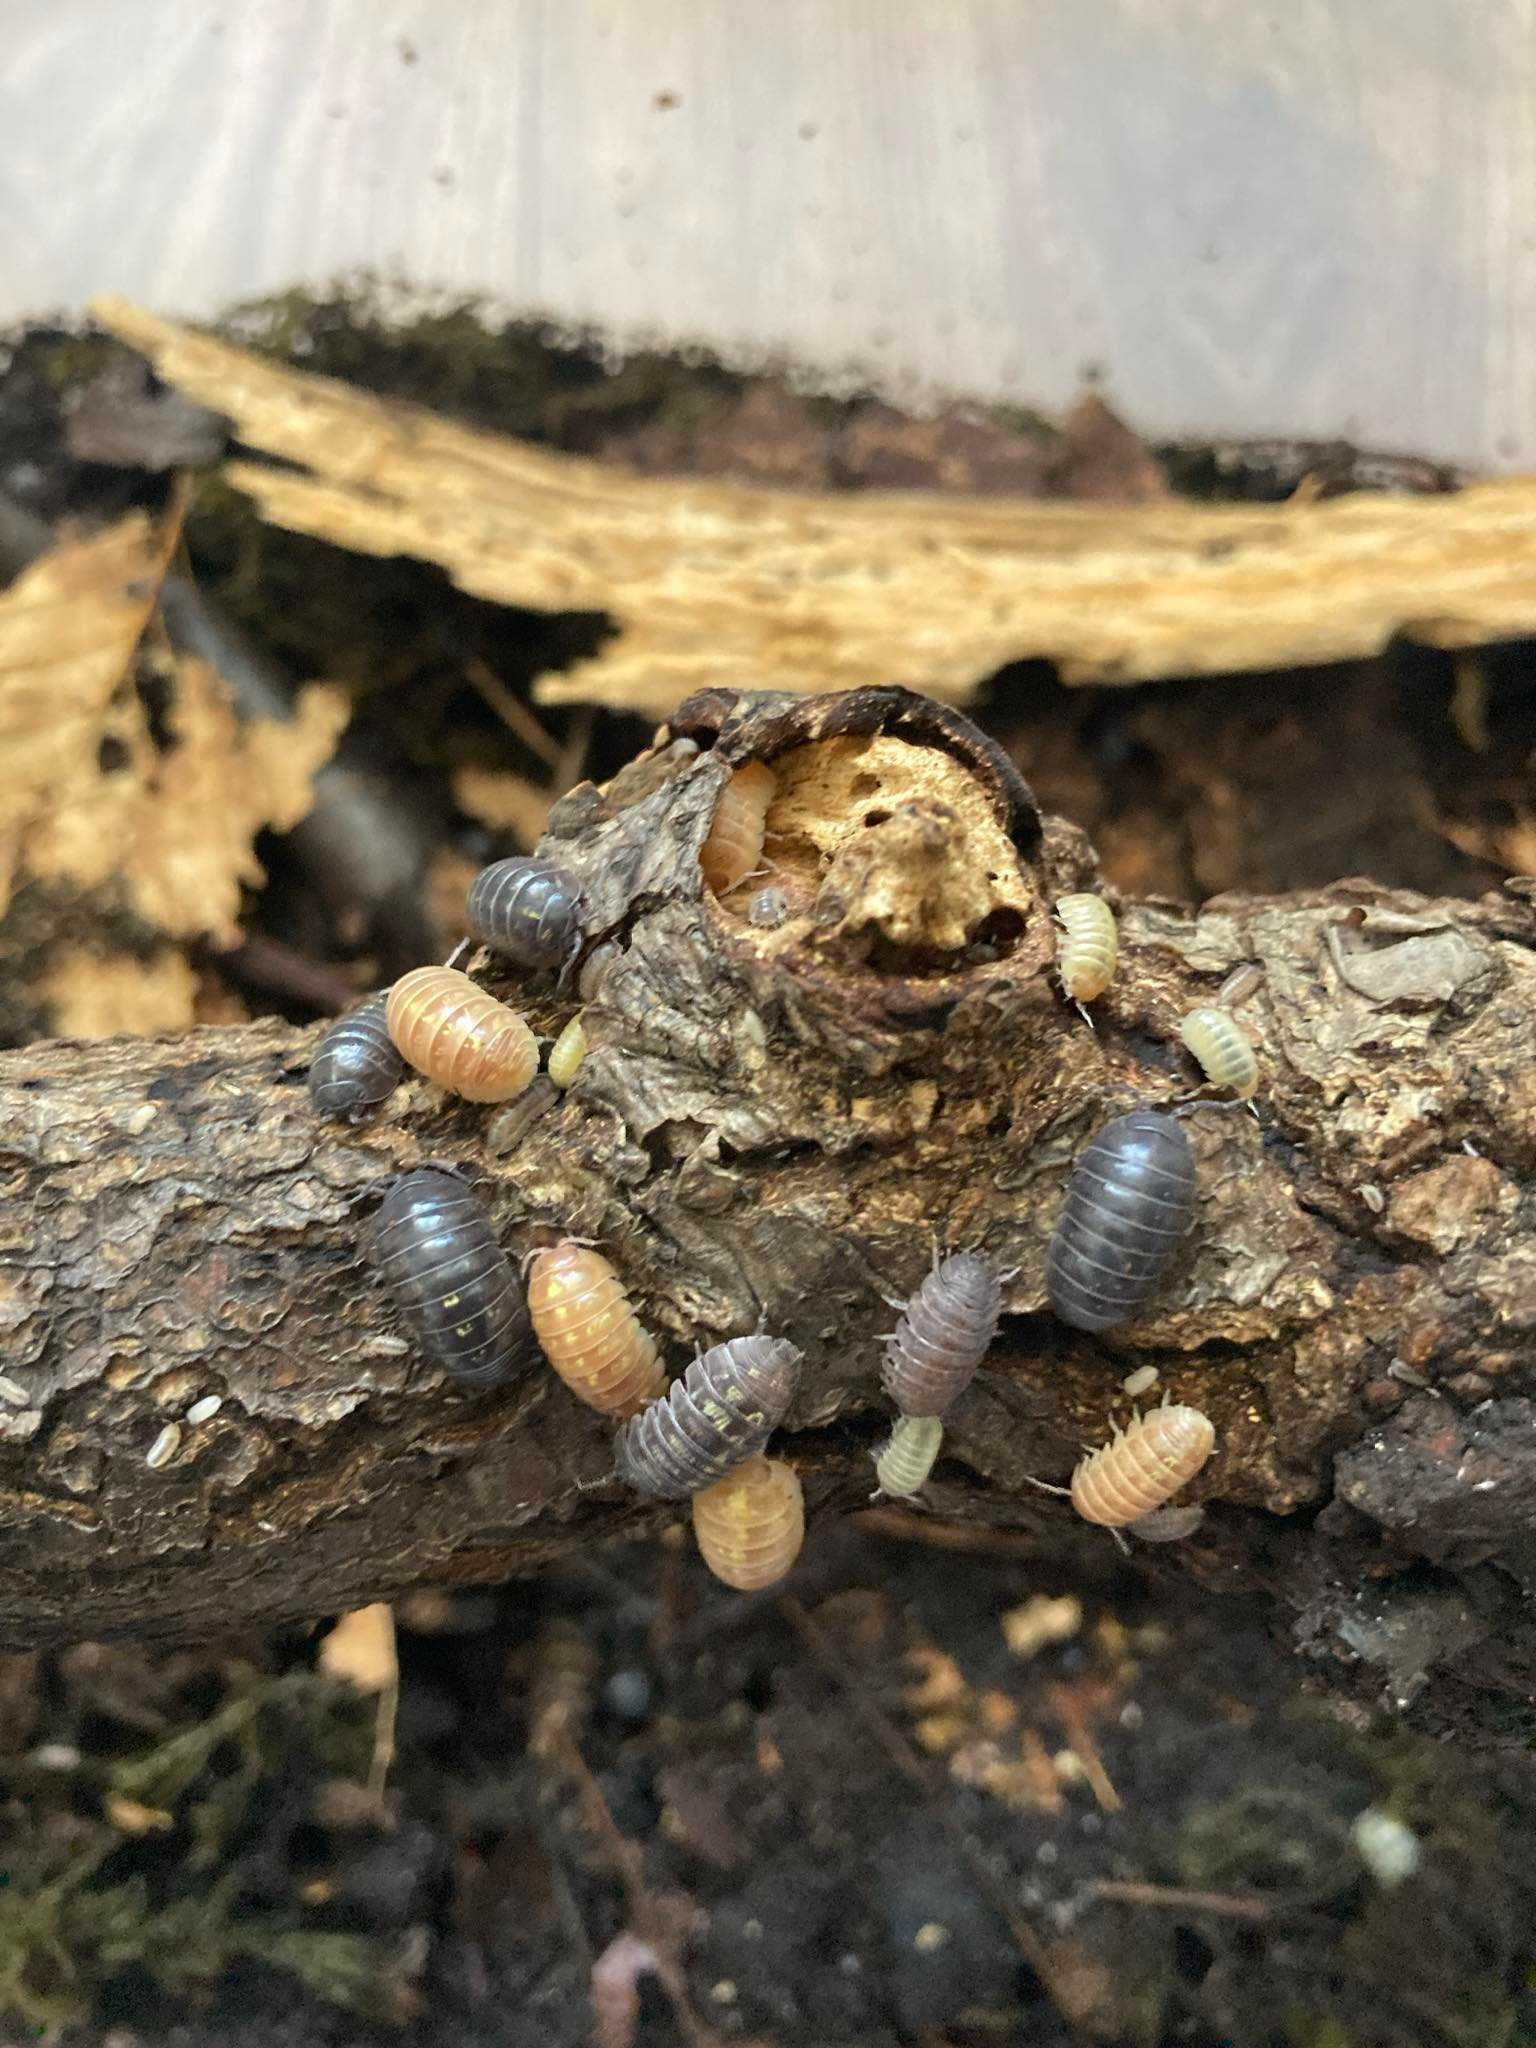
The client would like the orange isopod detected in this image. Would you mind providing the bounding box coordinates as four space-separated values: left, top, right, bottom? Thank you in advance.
691 1455 805 1591
525 1242 666 1417
1070 1403 1216 1527
385 967 539 1104
700 761 776 896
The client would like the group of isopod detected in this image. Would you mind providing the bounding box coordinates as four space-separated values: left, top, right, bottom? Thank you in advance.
306 766 1251 1590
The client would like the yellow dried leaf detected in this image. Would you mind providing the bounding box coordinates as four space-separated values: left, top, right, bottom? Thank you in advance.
318 1602 399 1695
39 948 199 1038
94 295 1536 718
0 511 347 944
0 516 163 918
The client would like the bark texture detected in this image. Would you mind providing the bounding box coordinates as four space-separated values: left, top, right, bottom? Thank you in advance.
3 687 1535 1736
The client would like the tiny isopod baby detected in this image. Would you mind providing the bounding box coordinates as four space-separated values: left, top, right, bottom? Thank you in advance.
386 966 540 1103
700 761 776 896
691 1455 805 1591
1179 1006 1260 1099
1054 893 1118 1004
373 1168 535 1388
872 1414 944 1500
466 856 586 971
616 1334 803 1499
526 1243 667 1418
1045 1110 1196 1333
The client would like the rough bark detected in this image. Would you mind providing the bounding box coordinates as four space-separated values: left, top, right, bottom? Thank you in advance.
2 687 1535 1736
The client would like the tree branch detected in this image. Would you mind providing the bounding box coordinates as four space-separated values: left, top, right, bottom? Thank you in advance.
3 688 1534 1732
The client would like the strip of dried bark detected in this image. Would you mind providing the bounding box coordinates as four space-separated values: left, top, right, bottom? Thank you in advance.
91 297 1536 716
1 689 1534 1753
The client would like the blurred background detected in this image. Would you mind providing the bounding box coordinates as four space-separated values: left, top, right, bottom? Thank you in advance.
4 8 1536 2047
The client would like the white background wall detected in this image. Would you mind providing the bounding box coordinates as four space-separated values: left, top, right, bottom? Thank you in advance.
4 0 1532 467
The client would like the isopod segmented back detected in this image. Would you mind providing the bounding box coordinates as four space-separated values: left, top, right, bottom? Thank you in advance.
308 993 404 1123
1070 1403 1215 1527
691 1455 805 1590
616 1333 804 1499
700 761 776 896
872 1414 944 1499
373 1168 534 1388
466 856 586 970
1054 893 1118 1003
386 966 539 1103
880 1252 1002 1417
1046 1110 1196 1333
1179 1006 1260 1098
526 1243 667 1417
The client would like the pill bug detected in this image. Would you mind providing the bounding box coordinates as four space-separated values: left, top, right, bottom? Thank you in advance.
1069 1402 1216 1526
386 966 539 1103
691 1454 806 1591
547 1013 588 1087
373 1168 534 1388
1125 1502 1206 1543
1053 893 1118 1003
1216 961 1264 1007
526 1243 667 1417
1121 1364 1160 1399
308 993 405 1123
616 1334 804 1499
700 761 776 896
1179 1006 1260 1098
1045 1109 1196 1332
747 884 789 928
872 1413 944 1499
880 1252 1003 1417
466 855 586 970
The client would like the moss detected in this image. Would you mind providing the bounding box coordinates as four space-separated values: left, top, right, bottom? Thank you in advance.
0 1670 386 2031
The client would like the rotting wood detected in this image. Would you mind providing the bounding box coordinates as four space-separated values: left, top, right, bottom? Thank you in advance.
1 687 1535 1762
92 296 1536 718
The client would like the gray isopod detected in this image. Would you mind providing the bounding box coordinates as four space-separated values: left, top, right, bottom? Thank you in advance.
308 993 405 1124
373 1169 536 1388
1045 1110 1197 1333
615 1334 803 1500
880 1252 1003 1417
466 856 586 971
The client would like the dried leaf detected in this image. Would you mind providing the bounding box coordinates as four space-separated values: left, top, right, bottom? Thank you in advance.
39 948 200 1038
95 296 1536 717
0 514 347 943
317 1604 398 1696
0 515 164 917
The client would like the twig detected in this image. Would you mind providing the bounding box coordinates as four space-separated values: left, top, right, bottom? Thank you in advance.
1045 1683 1122 1815
204 934 358 1017
1087 1879 1273 1921
778 1594 1097 2040
464 657 563 768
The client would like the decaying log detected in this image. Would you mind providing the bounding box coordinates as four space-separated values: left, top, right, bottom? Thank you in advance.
2 688 1535 1739
91 297 1536 716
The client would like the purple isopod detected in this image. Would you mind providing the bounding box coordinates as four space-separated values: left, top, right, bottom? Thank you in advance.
308 993 405 1123
1045 1110 1196 1333
880 1252 1003 1418
373 1169 535 1388
466 856 586 970
615 1334 803 1500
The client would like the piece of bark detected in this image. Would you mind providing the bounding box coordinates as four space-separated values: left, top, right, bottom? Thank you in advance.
90 297 1536 716
1 688 1534 1713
